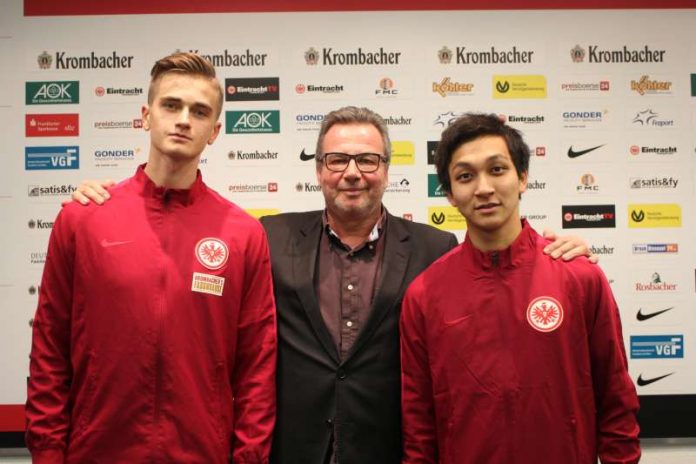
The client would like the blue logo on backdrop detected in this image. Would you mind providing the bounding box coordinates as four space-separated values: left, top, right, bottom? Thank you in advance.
25 146 80 170
630 335 683 359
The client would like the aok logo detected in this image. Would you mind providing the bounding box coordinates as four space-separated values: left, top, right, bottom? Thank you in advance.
26 81 79 104
226 110 280 134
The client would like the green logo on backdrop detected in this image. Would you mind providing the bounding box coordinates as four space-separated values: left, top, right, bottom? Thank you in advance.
26 81 79 104
428 174 445 197
226 110 280 134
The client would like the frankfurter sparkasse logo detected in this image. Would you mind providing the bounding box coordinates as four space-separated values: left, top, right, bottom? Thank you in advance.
226 111 280 134
304 47 401 66
25 146 79 170
562 205 615 229
225 78 279 101
569 45 666 63
492 75 546 99
628 204 681 228
26 114 79 137
26 81 79 104
630 335 683 359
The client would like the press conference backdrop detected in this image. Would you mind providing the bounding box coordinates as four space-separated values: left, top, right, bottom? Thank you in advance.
1 0 695 446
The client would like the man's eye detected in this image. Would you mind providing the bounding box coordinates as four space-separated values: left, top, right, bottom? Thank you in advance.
455 173 472 182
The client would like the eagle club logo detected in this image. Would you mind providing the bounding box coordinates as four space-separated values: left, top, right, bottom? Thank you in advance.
195 238 229 270
526 296 564 332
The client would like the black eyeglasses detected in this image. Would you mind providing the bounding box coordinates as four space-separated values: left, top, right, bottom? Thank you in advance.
319 152 387 173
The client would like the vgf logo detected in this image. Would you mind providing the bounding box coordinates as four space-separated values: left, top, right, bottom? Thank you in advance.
25 146 80 170
226 110 280 134
630 335 683 359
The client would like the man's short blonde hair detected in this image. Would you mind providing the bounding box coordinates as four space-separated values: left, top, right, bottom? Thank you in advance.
148 52 223 118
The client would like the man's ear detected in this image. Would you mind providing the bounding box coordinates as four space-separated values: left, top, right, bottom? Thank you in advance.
141 104 150 131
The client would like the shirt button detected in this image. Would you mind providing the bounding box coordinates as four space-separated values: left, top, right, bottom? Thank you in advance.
346 321 353 327
337 369 346 380
347 284 354 291
326 418 333 428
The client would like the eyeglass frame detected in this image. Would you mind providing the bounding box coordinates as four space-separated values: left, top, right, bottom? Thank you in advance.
317 152 389 173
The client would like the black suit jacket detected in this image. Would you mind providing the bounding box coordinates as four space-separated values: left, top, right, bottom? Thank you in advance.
261 210 458 464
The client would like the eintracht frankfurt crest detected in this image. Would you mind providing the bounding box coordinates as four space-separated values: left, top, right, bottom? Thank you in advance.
195 238 229 271
526 296 564 332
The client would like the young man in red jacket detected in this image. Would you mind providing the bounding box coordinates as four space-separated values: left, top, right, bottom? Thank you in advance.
25 52 277 464
400 113 640 464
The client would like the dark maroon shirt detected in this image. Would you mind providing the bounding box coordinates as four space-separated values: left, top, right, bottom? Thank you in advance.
315 210 386 359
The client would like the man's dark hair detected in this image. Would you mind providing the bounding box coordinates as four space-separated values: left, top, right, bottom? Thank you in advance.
435 113 530 194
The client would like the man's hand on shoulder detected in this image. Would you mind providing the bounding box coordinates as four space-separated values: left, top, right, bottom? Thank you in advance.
62 179 116 207
542 228 598 264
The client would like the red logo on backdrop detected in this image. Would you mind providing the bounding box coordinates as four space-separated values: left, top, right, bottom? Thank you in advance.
535 146 546 156
133 119 143 128
295 84 306 94
25 114 79 137
268 182 278 192
630 145 640 156
402 213 413 221
600 81 610 91
95 86 105 97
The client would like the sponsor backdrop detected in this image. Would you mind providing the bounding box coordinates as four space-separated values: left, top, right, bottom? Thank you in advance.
1 0 695 443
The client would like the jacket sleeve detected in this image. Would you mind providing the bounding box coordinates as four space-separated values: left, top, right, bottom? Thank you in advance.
400 277 438 464
26 209 76 463
587 268 641 464
231 224 277 464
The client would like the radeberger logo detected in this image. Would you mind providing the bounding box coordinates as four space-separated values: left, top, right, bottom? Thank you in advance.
628 204 681 228
631 75 672 96
390 141 415 165
26 81 79 104
226 110 280 134
492 75 546 99
428 206 466 230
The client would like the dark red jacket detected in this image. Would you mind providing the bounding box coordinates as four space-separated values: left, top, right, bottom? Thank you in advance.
27 166 277 463
401 220 640 464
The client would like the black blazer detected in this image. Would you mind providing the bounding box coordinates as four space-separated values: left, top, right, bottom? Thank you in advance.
261 210 458 464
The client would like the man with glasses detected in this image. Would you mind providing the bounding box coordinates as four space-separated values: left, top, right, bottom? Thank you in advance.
71 106 591 464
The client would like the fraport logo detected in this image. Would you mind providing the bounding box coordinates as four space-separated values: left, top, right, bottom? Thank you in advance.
226 110 280 134
630 335 683 359
25 146 79 170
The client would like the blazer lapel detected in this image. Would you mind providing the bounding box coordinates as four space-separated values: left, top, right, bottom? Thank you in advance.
292 214 340 364
345 213 410 361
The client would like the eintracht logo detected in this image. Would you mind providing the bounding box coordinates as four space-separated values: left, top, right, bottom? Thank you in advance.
527 296 564 332
195 238 229 270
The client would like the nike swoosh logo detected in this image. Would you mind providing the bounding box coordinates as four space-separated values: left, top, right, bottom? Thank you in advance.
100 239 133 248
567 144 605 158
637 372 674 386
299 149 316 161
636 306 674 321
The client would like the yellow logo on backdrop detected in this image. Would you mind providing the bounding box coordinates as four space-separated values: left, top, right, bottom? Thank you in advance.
428 206 467 230
492 75 547 99
391 141 415 165
628 204 681 228
245 208 281 219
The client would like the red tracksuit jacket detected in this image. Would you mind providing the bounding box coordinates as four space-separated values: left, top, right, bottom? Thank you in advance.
400 220 640 464
26 166 277 463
